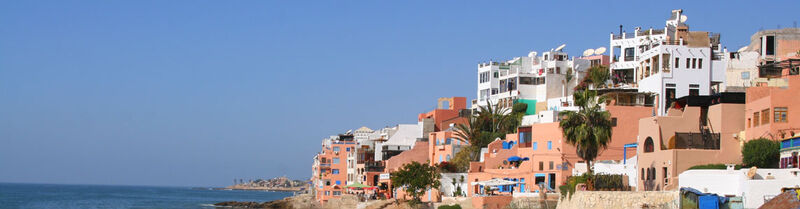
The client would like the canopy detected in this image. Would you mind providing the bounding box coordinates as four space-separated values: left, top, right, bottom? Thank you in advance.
471 178 518 186
345 182 370 189
507 156 521 161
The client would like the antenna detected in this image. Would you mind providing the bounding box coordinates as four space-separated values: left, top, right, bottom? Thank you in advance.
680 15 688 23
555 44 566 52
594 47 607 55
582 49 595 57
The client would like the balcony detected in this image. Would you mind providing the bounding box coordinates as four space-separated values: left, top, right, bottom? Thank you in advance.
671 132 721 150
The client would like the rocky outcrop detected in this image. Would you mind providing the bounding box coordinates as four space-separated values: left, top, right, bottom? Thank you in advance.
214 200 292 209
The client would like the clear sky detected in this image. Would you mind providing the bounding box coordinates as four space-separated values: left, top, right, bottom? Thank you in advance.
1 0 798 187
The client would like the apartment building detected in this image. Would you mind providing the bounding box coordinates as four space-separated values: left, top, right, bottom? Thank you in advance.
608 9 727 115
313 134 358 203
474 48 591 114
744 74 800 140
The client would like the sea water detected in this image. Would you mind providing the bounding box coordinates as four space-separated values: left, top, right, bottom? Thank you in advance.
0 183 293 209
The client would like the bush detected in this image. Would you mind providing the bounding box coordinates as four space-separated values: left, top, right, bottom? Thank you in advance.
512 102 528 114
590 174 625 191
742 138 780 168
560 174 627 198
688 164 743 170
560 174 589 198
438 204 462 209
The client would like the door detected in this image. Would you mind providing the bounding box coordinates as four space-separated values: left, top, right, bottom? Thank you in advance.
548 173 556 191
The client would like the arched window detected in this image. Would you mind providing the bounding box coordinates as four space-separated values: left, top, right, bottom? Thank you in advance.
644 137 655 153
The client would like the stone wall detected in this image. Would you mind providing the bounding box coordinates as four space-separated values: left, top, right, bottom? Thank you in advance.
556 191 679 209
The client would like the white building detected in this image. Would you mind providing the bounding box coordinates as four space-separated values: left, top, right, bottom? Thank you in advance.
474 48 591 115
679 167 800 209
608 9 727 115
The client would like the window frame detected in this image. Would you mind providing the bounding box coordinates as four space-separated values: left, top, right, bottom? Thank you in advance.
774 107 788 123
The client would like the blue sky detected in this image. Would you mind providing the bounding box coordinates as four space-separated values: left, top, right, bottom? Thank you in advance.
1 0 798 187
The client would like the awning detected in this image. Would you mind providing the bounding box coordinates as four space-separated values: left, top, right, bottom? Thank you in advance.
507 156 521 161
471 178 518 186
345 182 370 189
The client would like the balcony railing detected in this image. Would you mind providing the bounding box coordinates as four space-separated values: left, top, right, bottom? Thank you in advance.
672 132 720 150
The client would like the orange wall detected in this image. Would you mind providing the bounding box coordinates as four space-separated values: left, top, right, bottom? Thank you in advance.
745 75 800 140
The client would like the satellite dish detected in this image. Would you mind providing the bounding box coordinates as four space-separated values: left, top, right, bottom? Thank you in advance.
582 49 594 57
680 15 688 23
555 44 566 52
528 51 538 57
595 47 607 55
737 46 748 52
747 167 758 179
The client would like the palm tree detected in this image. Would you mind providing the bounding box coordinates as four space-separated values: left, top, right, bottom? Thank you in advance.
558 90 613 175
453 101 512 161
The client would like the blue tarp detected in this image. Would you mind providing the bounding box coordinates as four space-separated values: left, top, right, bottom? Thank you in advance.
698 195 719 209
507 156 521 161
521 157 530 161
681 187 729 208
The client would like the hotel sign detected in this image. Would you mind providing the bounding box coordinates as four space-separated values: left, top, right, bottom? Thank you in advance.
379 173 390 180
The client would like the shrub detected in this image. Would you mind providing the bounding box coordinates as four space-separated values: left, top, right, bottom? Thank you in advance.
512 102 528 114
742 138 780 168
688 164 743 170
590 174 625 191
437 204 462 209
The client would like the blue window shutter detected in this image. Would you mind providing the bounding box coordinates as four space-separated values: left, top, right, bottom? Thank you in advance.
533 142 538 150
547 141 552 150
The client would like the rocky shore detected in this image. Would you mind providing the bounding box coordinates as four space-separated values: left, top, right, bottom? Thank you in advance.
214 194 319 209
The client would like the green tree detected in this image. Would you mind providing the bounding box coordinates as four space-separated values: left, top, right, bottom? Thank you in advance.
742 138 780 168
390 161 441 203
453 101 512 162
558 90 613 175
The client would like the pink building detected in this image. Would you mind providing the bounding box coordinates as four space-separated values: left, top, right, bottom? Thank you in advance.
314 135 357 203
636 93 746 191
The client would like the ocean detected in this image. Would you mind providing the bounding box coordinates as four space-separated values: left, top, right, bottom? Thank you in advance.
0 183 294 209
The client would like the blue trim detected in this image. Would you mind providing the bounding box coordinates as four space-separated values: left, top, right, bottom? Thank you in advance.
534 173 546 177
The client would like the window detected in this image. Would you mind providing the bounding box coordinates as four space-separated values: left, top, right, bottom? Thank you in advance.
611 118 618 127
753 112 760 126
741 72 750 80
686 58 690 68
698 59 703 68
446 154 451 161
325 191 330 195
520 77 533 85
747 118 751 128
549 161 554 170
332 169 340 174
547 141 552 150
692 58 697 69
539 162 544 171
762 109 770 125
333 191 341 196
336 180 341 185
346 147 351 152
624 48 635 61
663 167 668 179
641 168 645 180
765 35 775 55
675 58 679 68
493 72 498 78
333 147 340 152
644 137 654 153
775 107 788 123
556 67 561 74
689 89 699 96
533 142 538 150
333 158 340 164
439 155 442 163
